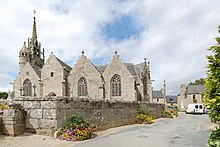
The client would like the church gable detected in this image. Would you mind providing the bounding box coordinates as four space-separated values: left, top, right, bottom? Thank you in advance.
13 62 40 97
68 52 102 99
42 53 65 78
103 52 136 101
41 53 70 96
103 53 133 77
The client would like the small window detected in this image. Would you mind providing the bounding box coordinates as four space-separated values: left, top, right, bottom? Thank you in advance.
193 95 196 99
157 99 159 102
26 72 29 75
51 72 54 77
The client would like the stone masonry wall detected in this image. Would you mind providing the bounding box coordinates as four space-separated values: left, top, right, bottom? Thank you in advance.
1 109 25 136
13 96 165 135
0 117 2 135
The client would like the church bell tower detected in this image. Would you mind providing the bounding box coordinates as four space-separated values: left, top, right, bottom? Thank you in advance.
19 11 45 72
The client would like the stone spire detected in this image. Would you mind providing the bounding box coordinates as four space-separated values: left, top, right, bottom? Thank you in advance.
32 10 37 42
163 79 166 105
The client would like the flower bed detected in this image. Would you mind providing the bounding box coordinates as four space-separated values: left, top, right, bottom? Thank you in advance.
60 114 95 141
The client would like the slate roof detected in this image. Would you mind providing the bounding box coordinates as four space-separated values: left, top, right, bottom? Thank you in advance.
55 57 72 71
153 91 164 99
95 63 139 77
95 65 107 73
33 67 41 77
94 62 149 83
29 63 41 77
186 85 205 94
124 63 137 76
166 95 177 103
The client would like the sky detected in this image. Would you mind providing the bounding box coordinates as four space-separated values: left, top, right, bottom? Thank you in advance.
0 0 220 95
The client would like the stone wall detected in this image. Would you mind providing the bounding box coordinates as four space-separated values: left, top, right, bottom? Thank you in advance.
1 109 25 136
0 117 2 135
13 96 165 135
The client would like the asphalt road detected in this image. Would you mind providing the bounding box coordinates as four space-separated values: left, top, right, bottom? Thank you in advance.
72 113 215 147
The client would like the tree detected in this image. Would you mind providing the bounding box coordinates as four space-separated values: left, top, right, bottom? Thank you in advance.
204 25 220 122
0 92 8 99
188 78 205 85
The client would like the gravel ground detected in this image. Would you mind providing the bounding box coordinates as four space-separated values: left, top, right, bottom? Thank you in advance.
0 132 78 147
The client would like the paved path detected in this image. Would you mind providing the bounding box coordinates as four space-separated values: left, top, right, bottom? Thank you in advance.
72 113 215 147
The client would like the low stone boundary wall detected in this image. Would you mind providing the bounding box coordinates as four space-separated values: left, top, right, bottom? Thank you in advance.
13 96 165 135
0 117 3 135
1 109 25 136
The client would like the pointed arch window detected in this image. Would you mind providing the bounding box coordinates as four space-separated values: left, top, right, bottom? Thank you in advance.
143 77 147 95
23 79 32 96
78 77 88 97
111 74 121 96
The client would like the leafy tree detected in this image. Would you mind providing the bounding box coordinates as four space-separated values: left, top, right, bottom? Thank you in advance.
0 92 8 99
188 78 205 85
204 26 220 122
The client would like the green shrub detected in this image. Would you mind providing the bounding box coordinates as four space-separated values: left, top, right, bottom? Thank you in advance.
163 108 178 118
136 114 152 124
136 107 152 124
0 103 9 110
60 114 95 141
163 110 173 118
137 106 150 115
168 108 178 117
208 126 220 147
145 115 153 124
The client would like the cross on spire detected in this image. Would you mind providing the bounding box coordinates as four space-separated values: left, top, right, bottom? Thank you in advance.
33 9 36 17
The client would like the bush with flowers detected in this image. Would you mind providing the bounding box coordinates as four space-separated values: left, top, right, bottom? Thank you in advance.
0 102 9 115
60 114 95 141
163 108 178 118
135 107 152 124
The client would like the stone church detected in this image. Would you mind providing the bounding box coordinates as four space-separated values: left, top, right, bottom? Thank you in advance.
13 16 153 102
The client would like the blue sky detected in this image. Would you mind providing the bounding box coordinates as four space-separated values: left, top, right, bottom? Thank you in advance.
102 14 145 41
0 0 220 95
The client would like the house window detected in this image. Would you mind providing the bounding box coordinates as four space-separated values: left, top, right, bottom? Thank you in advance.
193 95 196 99
51 72 54 77
78 77 88 96
23 79 32 96
143 77 147 95
157 99 159 102
111 74 121 96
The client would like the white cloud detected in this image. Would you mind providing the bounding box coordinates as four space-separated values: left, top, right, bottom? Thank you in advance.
0 0 220 95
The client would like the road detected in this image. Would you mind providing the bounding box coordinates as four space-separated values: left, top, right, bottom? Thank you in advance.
72 112 216 147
